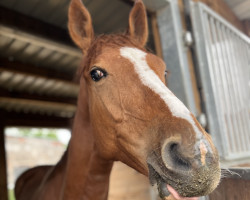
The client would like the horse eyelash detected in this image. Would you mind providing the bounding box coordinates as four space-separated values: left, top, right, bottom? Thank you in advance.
165 70 170 77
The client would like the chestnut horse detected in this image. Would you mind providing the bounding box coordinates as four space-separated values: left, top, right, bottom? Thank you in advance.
14 0 221 199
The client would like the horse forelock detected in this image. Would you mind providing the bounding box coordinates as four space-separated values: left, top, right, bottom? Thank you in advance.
78 34 146 77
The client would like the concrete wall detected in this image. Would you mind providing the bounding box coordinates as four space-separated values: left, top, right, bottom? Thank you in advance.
6 136 154 200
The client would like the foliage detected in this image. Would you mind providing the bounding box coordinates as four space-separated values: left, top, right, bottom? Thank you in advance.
14 128 58 140
8 190 15 200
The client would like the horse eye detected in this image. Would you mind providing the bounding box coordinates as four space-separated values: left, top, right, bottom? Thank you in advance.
90 68 107 82
164 70 169 79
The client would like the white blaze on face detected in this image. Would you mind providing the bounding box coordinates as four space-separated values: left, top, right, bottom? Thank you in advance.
120 47 202 139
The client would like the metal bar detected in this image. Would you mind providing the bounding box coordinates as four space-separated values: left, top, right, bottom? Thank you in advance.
198 3 250 43
232 34 250 149
231 32 249 152
224 152 250 161
222 28 249 153
156 0 198 115
190 2 250 160
209 16 236 154
202 12 232 155
189 2 227 157
215 20 244 153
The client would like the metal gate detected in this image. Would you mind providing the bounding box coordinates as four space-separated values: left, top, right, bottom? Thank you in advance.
189 2 250 160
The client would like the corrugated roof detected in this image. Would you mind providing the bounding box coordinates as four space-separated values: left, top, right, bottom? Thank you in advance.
0 0 131 33
0 69 79 98
0 25 82 73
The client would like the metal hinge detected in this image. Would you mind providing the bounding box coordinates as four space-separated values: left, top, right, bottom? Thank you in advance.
197 113 207 128
183 31 193 47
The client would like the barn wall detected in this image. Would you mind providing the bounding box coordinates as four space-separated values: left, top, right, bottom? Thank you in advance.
209 178 250 200
109 162 152 200
193 0 246 33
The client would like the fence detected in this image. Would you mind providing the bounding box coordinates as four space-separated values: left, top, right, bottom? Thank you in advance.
190 2 250 160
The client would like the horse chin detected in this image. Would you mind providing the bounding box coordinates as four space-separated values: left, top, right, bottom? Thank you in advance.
147 163 219 200
148 164 171 198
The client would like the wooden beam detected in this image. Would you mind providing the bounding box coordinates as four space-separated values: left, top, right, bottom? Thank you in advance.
0 97 76 120
3 111 73 129
0 88 77 105
0 57 76 81
0 6 73 46
0 118 8 200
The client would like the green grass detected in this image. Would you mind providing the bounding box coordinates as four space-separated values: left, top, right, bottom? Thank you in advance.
8 190 15 200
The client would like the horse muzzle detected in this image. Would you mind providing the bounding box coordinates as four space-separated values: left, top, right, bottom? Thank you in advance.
147 136 221 199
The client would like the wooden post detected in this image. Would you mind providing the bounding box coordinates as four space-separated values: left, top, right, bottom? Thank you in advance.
151 13 163 59
243 20 250 37
0 119 8 200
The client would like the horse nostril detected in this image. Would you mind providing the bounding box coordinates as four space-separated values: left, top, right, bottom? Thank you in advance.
163 142 191 171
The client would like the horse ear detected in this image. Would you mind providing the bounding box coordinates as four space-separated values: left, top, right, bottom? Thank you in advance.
128 0 148 46
68 0 94 53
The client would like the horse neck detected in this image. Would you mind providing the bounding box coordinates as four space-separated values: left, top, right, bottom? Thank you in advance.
61 89 113 200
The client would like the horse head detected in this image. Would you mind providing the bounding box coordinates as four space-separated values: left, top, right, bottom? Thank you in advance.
68 0 221 199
